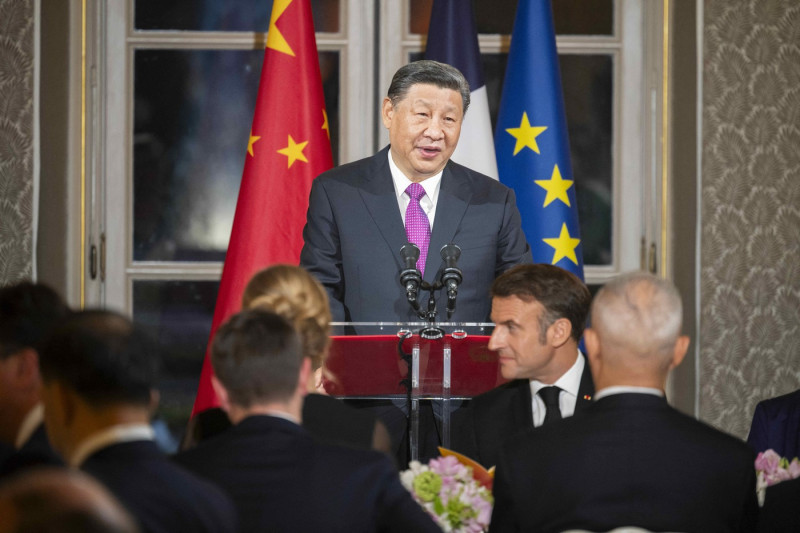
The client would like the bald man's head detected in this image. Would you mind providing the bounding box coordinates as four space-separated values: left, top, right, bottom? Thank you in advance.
586 272 689 388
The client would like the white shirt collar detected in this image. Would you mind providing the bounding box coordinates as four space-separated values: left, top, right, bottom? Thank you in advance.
387 149 442 226
15 403 44 449
529 351 585 425
594 386 665 400
70 423 155 468
530 350 585 399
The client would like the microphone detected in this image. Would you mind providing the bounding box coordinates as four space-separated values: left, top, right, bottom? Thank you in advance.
399 243 422 312
440 244 462 319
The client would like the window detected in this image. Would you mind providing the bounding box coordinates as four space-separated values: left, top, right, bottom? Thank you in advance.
92 0 657 442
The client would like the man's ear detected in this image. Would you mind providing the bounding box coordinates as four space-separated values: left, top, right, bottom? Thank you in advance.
297 357 313 398
211 375 231 414
584 328 600 362
669 335 690 370
547 318 573 349
381 97 394 130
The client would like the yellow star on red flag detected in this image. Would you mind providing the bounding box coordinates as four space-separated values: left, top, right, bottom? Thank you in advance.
247 131 261 157
543 223 581 266
266 0 295 56
277 134 309 168
322 109 330 139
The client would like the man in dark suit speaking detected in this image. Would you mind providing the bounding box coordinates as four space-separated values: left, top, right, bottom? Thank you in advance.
490 272 759 533
300 60 531 324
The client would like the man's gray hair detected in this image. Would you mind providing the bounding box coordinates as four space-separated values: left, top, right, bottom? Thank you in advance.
591 271 683 358
387 60 471 113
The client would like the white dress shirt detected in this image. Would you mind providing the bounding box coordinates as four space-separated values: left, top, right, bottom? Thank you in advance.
529 352 586 427
70 423 155 468
15 403 44 449
388 150 442 228
593 386 664 400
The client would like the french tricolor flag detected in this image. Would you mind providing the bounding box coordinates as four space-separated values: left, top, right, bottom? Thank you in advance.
424 0 498 180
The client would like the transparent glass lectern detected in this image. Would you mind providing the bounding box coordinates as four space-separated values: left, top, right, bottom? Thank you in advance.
322 322 507 462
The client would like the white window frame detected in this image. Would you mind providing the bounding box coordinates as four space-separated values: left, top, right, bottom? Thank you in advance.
92 0 375 312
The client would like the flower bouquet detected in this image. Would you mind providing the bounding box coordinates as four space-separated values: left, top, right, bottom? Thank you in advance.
755 449 800 506
400 448 494 532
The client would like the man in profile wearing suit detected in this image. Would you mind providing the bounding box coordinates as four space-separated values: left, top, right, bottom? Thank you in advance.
0 282 70 477
491 272 759 533
300 59 531 325
38 310 237 533
175 309 440 532
747 388 800 459
451 264 594 469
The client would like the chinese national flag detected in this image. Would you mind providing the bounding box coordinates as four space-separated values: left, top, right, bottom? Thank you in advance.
192 0 333 415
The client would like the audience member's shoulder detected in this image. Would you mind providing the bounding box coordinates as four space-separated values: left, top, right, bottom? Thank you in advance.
313 438 395 473
758 388 800 411
670 406 756 457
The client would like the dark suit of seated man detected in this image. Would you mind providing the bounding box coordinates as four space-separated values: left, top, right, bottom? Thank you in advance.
747 388 800 459
174 309 441 533
451 264 594 469
758 475 800 532
39 310 237 533
490 272 759 533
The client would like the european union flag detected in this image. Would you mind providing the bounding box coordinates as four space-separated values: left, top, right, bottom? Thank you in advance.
495 0 584 279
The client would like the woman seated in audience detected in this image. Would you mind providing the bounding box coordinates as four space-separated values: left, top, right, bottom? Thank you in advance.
182 265 392 456
241 264 392 454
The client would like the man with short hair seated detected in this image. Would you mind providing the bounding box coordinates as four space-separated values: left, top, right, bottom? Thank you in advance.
175 309 440 532
38 310 237 533
490 272 758 533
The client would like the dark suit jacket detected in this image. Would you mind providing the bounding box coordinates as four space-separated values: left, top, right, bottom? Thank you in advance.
758 475 800 532
82 440 237 533
303 392 379 450
174 415 441 533
450 355 594 469
491 393 759 533
0 424 63 478
747 388 800 459
300 146 532 324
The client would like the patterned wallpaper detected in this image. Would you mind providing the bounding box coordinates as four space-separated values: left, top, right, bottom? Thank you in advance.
700 0 800 438
0 0 35 284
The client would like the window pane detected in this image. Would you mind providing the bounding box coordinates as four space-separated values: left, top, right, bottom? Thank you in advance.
135 0 340 33
133 280 220 450
410 0 613 36
411 50 613 265
133 49 340 262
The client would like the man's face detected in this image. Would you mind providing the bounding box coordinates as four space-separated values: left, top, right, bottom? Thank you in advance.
381 83 463 182
488 295 559 382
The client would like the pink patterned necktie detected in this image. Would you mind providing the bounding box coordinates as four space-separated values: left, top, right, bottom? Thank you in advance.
405 183 430 276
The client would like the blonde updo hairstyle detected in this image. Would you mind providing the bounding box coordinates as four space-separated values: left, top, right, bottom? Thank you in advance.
241 265 332 371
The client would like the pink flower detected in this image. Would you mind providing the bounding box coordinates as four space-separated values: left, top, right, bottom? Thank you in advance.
789 459 800 479
755 450 782 474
